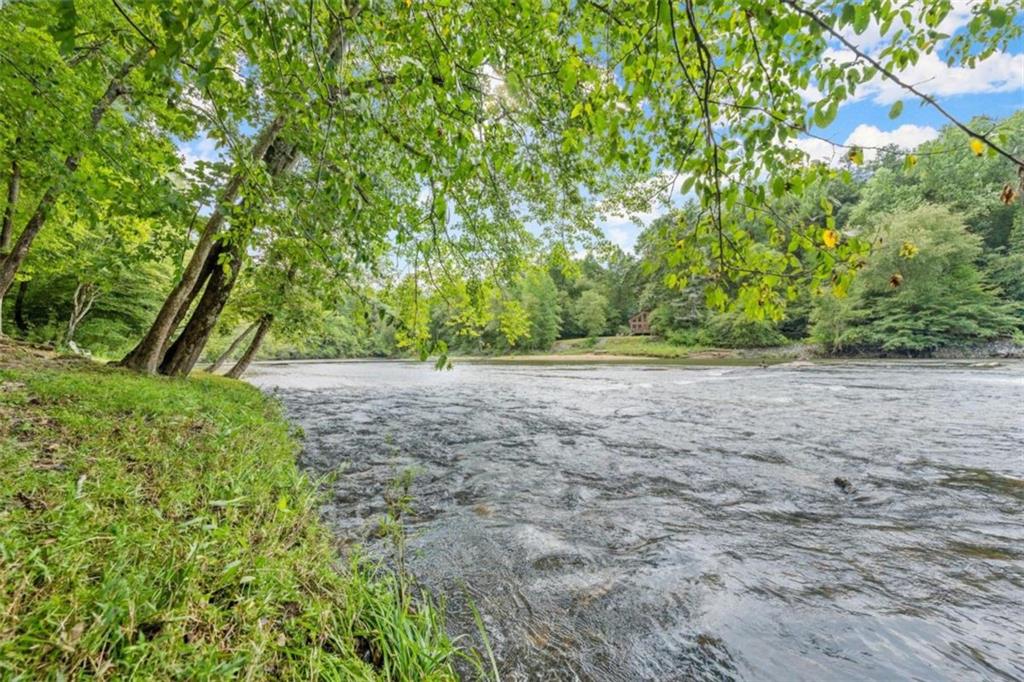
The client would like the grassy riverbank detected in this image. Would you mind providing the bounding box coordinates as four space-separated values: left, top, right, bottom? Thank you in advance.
451 335 1024 364
0 343 460 680
454 335 807 363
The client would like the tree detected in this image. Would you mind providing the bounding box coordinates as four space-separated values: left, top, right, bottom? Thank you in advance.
851 112 1024 250
4 0 1022 373
701 312 788 348
517 269 562 351
0 1 159 299
812 205 1020 353
573 290 609 338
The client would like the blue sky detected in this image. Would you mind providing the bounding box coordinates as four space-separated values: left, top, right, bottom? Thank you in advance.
598 15 1024 252
180 11 1023 254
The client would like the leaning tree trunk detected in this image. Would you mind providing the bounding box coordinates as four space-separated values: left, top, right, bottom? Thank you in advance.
123 16 352 374
119 115 285 373
226 314 273 379
13 279 28 333
159 242 245 376
160 240 220 355
1 153 20 253
0 153 20 336
156 139 299 377
207 319 260 373
0 49 146 299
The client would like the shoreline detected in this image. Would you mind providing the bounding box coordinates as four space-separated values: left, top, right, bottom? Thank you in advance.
249 337 1024 367
248 353 1024 368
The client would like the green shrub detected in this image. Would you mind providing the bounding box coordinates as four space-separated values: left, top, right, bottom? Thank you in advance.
699 312 788 348
665 328 703 346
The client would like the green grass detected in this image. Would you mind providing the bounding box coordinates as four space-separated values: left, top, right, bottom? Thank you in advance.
550 336 696 358
0 352 462 680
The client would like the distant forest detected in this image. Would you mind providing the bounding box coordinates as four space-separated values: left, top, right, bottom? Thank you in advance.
8 113 1023 360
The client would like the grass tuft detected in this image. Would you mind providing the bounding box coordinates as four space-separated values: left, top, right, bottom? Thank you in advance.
0 349 459 680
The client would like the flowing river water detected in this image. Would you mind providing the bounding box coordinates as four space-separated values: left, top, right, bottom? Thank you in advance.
249 359 1024 681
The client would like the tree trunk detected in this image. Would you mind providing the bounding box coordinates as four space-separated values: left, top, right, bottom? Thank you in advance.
226 314 273 379
207 319 260 373
159 242 245 376
119 116 286 373
1 153 21 254
122 17 352 374
13 279 28 333
160 254 216 356
66 281 98 343
154 138 300 376
0 48 146 299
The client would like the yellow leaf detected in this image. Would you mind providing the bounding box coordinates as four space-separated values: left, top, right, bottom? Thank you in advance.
969 138 985 157
905 154 917 169
899 241 918 259
822 229 839 249
277 495 289 512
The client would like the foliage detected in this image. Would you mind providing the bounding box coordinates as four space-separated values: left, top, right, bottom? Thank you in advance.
517 269 562 351
852 112 1024 249
0 349 462 679
812 205 1020 353
1 0 1021 372
700 312 789 348
12 260 173 357
572 290 610 338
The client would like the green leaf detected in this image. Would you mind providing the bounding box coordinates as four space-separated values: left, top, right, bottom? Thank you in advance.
51 0 78 55
813 101 837 128
771 175 786 198
986 8 1008 27
559 59 578 92
853 4 870 34
888 100 903 119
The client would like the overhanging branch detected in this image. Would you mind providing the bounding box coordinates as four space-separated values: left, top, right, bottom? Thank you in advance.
783 0 1024 169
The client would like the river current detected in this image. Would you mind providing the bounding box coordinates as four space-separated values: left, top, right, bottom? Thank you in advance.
249 360 1024 681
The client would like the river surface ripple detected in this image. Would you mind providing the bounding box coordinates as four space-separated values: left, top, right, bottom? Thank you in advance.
250 360 1024 681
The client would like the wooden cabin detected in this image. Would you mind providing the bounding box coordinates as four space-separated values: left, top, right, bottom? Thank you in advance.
628 310 652 335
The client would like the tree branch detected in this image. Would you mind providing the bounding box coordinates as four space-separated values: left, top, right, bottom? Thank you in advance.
782 0 1024 169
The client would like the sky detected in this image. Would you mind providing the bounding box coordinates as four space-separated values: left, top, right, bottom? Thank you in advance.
179 10 1024 255
599 21 1024 253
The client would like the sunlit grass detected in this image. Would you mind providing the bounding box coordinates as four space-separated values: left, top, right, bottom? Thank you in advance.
552 335 697 358
0 353 461 680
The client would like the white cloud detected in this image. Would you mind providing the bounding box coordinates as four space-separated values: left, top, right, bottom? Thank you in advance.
845 123 939 155
179 134 222 170
605 225 636 251
837 0 974 53
867 51 1024 105
791 136 844 165
793 123 939 165
817 2 1023 109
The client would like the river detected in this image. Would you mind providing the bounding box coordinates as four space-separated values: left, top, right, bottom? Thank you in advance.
249 359 1024 681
